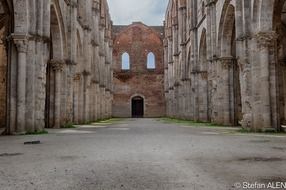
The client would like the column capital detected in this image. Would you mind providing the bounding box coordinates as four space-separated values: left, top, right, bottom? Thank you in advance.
91 77 99 84
65 59 77 65
174 81 182 87
254 31 278 47
99 84 106 88
219 56 235 69
11 34 29 53
49 59 65 71
70 1 78 8
83 70 91 76
91 39 99 47
73 73 81 81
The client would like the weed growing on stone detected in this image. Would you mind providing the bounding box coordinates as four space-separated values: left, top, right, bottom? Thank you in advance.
61 123 77 129
25 130 48 135
159 117 226 128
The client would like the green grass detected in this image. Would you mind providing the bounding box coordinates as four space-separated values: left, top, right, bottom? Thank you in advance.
25 130 49 135
61 123 77 129
238 128 286 135
160 117 286 135
91 118 124 125
159 117 226 128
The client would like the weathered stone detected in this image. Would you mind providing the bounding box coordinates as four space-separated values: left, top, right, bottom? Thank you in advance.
0 0 113 134
164 0 285 131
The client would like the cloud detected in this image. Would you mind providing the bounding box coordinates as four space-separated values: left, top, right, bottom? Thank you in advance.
107 0 168 26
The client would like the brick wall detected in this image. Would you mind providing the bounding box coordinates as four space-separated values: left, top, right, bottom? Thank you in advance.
112 22 166 118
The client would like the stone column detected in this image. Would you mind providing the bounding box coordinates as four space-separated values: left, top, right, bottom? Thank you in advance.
95 84 100 120
13 35 28 134
50 59 64 128
101 85 105 119
190 71 199 121
73 73 81 123
181 81 187 119
169 87 175 117
185 80 193 120
216 57 234 125
253 32 277 130
199 71 209 122
83 70 91 122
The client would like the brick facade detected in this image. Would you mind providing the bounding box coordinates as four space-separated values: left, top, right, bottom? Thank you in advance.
112 22 166 118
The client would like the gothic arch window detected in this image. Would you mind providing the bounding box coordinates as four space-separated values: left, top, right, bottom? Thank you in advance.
147 52 156 69
121 52 130 70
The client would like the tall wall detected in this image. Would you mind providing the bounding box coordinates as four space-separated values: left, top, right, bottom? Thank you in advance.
164 0 286 131
112 22 166 118
1 0 113 134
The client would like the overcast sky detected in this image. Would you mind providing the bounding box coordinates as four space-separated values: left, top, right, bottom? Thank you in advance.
107 0 169 26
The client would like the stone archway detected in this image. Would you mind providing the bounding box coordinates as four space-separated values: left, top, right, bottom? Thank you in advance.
45 2 66 129
0 0 12 131
217 2 242 126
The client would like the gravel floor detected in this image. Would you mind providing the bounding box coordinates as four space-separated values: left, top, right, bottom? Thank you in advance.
0 118 286 190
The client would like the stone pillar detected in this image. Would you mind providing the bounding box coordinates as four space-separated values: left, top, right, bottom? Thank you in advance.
95 84 100 120
190 72 199 121
83 71 91 122
185 80 193 120
73 73 81 123
252 32 277 130
99 85 104 119
50 59 64 128
216 57 234 125
169 87 175 117
181 81 187 119
105 90 109 118
13 35 28 134
199 71 209 122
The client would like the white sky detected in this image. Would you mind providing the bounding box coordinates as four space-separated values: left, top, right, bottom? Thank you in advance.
107 0 169 26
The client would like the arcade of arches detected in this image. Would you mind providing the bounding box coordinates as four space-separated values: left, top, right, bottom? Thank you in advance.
164 0 286 132
0 0 112 135
0 0 285 134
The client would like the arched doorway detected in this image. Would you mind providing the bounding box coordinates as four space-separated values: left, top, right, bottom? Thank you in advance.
131 96 144 118
0 0 12 130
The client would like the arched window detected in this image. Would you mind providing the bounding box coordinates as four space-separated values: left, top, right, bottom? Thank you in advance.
121 52 130 70
147 52 156 69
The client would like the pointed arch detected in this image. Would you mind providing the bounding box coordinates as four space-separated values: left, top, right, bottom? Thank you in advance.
121 52 130 70
50 1 67 59
251 0 280 32
218 2 235 57
45 1 67 129
147 52 156 69
199 28 207 71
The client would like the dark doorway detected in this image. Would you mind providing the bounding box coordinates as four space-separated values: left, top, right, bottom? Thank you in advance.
132 96 144 118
